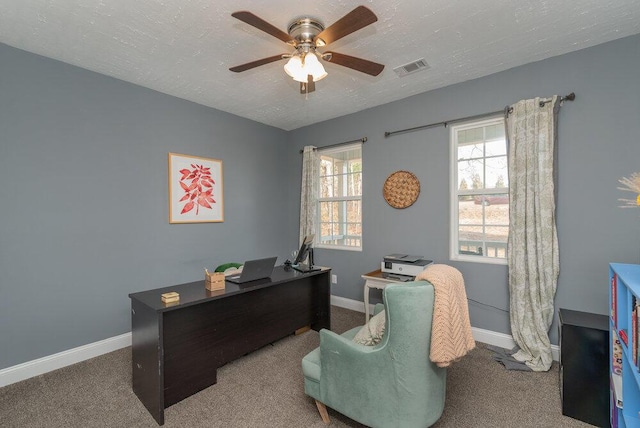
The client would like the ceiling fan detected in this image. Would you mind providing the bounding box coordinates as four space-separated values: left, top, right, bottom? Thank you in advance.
229 6 384 94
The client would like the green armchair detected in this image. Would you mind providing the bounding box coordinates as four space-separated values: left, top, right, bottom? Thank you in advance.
302 281 446 427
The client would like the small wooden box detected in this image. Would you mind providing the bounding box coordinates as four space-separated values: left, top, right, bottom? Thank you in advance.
161 292 180 304
205 272 225 291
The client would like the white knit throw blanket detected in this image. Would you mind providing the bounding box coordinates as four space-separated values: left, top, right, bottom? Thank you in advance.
416 264 475 367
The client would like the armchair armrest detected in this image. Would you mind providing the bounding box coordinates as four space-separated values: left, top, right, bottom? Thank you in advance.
318 329 393 402
318 329 398 425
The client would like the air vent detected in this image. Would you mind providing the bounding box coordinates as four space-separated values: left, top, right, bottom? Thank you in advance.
393 58 430 77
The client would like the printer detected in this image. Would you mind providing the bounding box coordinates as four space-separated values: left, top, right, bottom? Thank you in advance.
381 254 433 278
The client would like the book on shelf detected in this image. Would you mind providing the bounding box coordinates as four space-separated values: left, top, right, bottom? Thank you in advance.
611 372 623 408
619 329 629 346
613 329 623 375
634 298 638 366
612 273 618 327
637 299 640 371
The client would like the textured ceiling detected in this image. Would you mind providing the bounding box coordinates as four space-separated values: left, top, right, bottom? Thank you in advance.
1 0 639 131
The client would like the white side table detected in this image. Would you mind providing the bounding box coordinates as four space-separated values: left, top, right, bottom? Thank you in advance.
361 269 411 321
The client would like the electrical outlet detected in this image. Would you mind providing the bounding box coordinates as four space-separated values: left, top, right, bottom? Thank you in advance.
331 274 337 284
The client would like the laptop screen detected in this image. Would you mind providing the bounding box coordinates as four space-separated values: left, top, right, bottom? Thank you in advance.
227 257 277 283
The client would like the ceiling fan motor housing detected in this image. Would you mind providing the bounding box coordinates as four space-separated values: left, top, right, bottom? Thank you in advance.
288 18 324 46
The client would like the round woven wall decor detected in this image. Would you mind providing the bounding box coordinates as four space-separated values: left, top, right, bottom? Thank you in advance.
383 170 420 209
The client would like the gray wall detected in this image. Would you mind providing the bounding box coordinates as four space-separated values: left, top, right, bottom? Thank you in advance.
288 34 640 343
2 34 639 370
0 43 291 370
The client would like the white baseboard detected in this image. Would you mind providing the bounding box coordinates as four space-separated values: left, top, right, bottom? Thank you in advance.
1 296 559 387
470 326 560 362
0 333 131 388
330 295 366 312
330 295 559 362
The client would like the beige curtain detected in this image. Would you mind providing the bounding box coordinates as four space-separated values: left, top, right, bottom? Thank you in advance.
299 146 319 244
506 96 560 372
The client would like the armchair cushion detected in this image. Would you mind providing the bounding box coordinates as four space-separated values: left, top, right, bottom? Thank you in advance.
373 303 385 316
352 310 386 345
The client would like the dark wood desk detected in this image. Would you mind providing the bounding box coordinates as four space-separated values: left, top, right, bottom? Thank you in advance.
129 265 331 425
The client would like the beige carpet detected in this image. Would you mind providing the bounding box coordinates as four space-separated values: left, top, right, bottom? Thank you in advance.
0 306 595 427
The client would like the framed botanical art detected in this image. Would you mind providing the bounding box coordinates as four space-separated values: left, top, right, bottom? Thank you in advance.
168 153 224 223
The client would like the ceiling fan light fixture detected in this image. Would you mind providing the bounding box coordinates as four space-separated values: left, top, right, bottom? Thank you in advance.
304 53 328 82
284 55 304 80
284 52 327 83
284 55 309 82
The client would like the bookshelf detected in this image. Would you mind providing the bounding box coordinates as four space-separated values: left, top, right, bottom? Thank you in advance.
610 263 640 428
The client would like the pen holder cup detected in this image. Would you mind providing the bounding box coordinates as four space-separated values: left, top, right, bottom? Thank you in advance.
205 272 225 291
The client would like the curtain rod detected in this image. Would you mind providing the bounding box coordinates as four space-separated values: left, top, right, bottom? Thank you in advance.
299 137 367 153
384 92 576 138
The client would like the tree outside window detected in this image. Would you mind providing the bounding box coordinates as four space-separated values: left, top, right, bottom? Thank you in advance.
317 144 362 250
451 118 508 263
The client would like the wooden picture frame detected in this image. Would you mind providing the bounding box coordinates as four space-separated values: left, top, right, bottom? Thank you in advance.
168 153 223 223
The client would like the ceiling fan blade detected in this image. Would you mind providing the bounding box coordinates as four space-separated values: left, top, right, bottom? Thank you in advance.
300 75 316 94
324 52 384 76
232 11 293 44
229 54 287 72
314 6 377 46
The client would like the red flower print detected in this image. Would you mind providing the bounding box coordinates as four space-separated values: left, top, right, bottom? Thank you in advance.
178 164 216 215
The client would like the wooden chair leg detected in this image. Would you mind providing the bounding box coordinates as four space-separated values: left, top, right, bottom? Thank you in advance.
315 400 330 424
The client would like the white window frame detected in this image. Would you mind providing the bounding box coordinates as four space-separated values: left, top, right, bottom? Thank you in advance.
315 143 363 251
449 116 508 265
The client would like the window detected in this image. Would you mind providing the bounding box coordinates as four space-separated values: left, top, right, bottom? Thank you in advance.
450 117 508 263
316 143 362 250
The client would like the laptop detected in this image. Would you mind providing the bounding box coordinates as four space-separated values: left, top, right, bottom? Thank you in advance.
226 256 277 284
